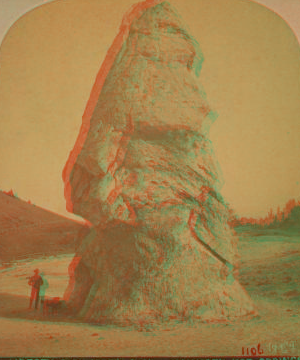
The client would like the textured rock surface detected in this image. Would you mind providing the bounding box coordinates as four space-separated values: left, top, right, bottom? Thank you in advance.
63 0 256 325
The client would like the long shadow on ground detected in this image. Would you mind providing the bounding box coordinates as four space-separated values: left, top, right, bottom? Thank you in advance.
0 292 78 324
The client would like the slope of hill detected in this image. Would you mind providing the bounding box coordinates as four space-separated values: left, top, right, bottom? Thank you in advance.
0 191 89 263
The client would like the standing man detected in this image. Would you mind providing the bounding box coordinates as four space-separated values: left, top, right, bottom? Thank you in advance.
28 269 43 310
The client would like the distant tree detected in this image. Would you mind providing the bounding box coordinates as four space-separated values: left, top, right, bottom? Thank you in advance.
228 207 239 227
4 189 15 197
283 199 297 219
266 208 275 225
277 206 282 222
282 204 300 227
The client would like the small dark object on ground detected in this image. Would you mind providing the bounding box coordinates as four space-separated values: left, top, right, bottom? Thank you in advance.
41 297 66 316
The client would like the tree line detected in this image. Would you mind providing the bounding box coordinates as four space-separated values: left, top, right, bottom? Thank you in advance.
229 198 300 228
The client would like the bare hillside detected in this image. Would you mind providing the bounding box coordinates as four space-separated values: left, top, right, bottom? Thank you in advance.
0 191 89 262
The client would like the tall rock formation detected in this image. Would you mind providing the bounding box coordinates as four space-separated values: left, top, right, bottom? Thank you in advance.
62 0 256 325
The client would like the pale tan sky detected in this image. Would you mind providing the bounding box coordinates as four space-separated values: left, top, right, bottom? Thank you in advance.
0 0 300 221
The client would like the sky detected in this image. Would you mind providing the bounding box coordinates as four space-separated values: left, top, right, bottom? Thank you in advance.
1 0 300 44
0 0 299 221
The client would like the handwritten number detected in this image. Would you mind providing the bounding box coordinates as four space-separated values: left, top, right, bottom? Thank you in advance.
242 344 263 355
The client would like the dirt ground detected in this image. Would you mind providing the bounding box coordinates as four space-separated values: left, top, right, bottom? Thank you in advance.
0 229 299 357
